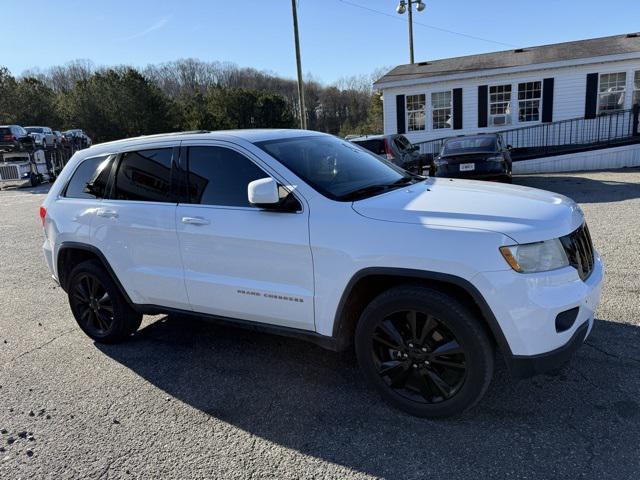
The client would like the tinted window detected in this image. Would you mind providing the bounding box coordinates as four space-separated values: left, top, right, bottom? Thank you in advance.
65 156 113 199
442 136 497 156
256 135 410 201
354 139 385 155
187 147 267 207
394 135 412 151
114 149 173 202
26 127 43 134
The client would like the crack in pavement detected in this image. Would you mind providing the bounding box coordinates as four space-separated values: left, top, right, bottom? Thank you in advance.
3 328 76 368
585 341 640 364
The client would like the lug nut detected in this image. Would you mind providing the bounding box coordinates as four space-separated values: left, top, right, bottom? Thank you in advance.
412 364 417 368
408 343 414 348
422 347 427 352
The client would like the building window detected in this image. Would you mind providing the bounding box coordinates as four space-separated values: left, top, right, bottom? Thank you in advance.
431 91 452 129
517 81 542 122
406 94 426 131
598 72 626 113
489 84 512 126
634 71 640 105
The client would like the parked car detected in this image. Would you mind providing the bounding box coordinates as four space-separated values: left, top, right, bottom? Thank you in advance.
349 134 424 170
432 133 513 182
0 125 36 152
64 129 91 148
25 126 57 148
53 130 64 145
41 130 603 418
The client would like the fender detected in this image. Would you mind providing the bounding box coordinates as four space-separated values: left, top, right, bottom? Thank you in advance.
331 267 514 358
57 241 136 306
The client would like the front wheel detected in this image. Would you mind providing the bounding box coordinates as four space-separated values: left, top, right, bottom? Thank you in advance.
67 260 142 343
355 285 494 418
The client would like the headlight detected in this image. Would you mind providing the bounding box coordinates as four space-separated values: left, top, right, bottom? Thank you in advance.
499 238 569 273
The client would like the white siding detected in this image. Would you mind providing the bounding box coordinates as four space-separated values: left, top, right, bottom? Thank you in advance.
513 143 640 174
381 58 640 144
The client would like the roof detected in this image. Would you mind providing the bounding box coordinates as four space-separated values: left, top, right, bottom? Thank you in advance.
374 33 640 87
85 129 325 153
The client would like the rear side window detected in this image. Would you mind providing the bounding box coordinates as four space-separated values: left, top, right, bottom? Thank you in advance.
65 156 114 199
186 146 268 207
394 135 412 151
355 139 385 155
113 149 173 202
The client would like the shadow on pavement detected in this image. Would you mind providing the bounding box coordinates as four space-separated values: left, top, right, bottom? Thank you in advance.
98 315 640 479
514 168 640 203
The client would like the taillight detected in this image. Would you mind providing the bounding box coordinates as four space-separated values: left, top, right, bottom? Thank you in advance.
39 206 47 227
2 134 14 141
383 138 394 160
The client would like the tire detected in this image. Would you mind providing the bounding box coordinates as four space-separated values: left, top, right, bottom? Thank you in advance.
29 172 39 187
67 259 142 343
355 285 494 418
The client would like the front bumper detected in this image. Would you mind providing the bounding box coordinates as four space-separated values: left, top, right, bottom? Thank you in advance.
473 252 603 378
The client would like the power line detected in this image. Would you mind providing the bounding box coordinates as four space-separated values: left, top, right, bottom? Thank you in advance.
338 0 517 49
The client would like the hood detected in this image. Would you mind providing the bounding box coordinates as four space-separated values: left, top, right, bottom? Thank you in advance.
351 178 584 244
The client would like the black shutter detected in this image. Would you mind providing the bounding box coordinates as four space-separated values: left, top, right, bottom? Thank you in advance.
453 88 463 130
396 95 406 134
541 78 554 123
585 73 598 119
478 85 488 128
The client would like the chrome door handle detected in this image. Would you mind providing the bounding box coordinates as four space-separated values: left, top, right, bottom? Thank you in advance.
96 209 118 219
181 216 210 226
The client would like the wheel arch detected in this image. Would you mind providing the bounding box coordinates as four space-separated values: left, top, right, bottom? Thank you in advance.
57 242 134 306
332 267 513 357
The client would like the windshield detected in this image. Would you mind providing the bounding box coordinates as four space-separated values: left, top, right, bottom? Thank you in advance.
25 127 43 134
442 136 496 156
255 135 414 201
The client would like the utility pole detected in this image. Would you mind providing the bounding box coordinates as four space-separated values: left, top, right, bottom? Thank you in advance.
407 1 414 64
396 0 426 64
291 0 307 129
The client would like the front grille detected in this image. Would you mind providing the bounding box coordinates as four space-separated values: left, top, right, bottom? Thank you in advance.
560 223 595 281
0 164 20 180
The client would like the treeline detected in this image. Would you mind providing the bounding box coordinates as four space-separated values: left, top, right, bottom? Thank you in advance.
0 59 384 143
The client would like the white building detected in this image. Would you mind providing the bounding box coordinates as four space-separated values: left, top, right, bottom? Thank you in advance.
374 33 640 145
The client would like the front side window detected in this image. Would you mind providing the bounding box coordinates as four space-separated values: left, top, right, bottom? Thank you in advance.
518 81 542 122
489 84 512 125
186 146 268 207
598 72 626 113
65 156 113 199
633 71 640 105
256 135 413 201
406 94 426 131
431 91 452 129
113 148 173 202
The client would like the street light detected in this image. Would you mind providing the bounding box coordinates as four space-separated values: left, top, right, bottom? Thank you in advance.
396 0 426 64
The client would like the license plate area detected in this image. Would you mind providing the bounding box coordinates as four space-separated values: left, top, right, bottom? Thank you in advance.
459 163 475 172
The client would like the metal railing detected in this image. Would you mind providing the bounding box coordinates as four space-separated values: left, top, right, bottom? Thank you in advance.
414 104 640 162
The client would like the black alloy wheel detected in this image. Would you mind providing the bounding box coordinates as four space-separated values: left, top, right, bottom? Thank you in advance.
67 259 142 343
355 285 494 418
372 310 467 404
70 272 115 337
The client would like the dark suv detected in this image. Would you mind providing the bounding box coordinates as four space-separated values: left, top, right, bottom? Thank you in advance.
432 133 512 183
0 125 36 152
349 134 423 170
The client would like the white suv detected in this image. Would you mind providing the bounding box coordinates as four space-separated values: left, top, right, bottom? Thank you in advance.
41 130 604 418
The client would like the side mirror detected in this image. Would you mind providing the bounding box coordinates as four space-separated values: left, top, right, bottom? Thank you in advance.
506 144 513 150
248 177 280 208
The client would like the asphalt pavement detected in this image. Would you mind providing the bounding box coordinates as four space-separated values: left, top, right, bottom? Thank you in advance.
1 169 639 479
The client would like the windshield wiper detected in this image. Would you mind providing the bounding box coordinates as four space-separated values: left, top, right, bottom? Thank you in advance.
340 178 415 201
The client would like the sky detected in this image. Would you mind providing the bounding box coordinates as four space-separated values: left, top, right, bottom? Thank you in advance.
3 0 640 84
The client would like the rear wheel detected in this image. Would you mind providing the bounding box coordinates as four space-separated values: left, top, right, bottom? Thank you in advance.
67 260 142 343
355 285 494 418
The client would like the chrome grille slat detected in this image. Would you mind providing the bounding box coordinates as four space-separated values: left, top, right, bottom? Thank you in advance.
0 164 20 180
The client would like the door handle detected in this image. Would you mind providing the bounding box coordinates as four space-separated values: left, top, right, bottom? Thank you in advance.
181 216 210 226
96 209 118 219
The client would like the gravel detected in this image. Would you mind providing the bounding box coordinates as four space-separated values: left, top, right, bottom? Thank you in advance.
1 170 640 479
